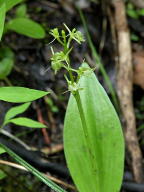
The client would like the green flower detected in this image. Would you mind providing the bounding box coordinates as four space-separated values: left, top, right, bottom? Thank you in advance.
72 30 85 44
51 51 69 74
51 60 63 74
49 28 60 39
64 24 85 44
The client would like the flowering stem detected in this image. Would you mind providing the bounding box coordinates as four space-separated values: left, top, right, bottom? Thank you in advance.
74 91 98 182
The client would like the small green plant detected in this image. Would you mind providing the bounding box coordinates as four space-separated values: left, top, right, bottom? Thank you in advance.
0 0 46 83
49 24 124 192
1 1 45 39
0 98 62 188
1 102 47 129
0 87 68 192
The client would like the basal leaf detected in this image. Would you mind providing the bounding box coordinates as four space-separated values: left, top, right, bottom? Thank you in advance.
4 102 31 123
64 65 124 192
0 3 5 41
7 117 47 128
0 87 48 103
6 18 45 39
0 144 67 192
0 0 23 11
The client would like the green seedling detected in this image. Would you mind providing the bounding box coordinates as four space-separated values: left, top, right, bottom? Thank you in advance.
49 24 124 192
3 2 45 39
0 87 49 153
0 1 46 82
1 102 47 128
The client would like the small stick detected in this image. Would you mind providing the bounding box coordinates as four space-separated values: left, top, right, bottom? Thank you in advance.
0 159 76 191
36 105 51 145
0 129 31 150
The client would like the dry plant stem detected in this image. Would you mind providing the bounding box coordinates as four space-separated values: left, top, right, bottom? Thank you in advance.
0 159 27 171
0 159 76 191
0 129 31 150
112 0 144 183
36 106 50 145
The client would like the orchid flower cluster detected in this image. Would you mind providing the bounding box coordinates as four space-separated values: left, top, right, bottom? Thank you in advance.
49 24 93 95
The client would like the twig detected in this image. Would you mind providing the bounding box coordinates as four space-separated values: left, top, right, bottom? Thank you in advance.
0 159 27 171
45 174 76 191
0 129 31 150
36 105 51 145
112 0 144 183
0 159 76 191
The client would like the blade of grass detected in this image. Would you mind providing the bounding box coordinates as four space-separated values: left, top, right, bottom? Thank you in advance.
0 144 67 192
78 8 118 110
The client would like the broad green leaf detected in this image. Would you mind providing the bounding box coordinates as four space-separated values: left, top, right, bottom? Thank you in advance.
0 147 5 154
0 3 5 41
0 58 14 79
0 144 67 192
0 0 23 11
0 87 49 103
7 117 47 128
0 170 6 180
6 18 45 39
64 65 124 192
4 102 31 123
15 4 27 18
